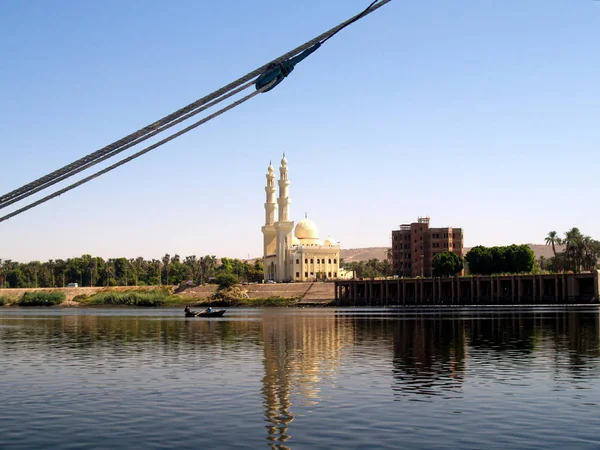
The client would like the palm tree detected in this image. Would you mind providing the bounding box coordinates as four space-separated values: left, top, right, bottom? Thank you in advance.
162 254 171 285
564 227 583 272
539 256 546 272
545 231 559 259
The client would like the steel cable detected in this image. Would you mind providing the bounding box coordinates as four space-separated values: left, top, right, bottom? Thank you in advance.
0 80 255 210
0 0 392 220
0 0 391 206
0 80 276 223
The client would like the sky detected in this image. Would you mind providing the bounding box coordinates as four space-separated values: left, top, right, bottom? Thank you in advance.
0 0 598 263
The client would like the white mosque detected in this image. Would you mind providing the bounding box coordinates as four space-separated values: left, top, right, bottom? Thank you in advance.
262 155 341 282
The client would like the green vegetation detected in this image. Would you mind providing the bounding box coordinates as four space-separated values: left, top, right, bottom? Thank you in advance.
0 295 8 306
343 256 394 279
432 251 464 277
215 273 239 289
545 228 600 273
77 290 171 307
0 254 264 289
18 291 66 306
466 245 535 275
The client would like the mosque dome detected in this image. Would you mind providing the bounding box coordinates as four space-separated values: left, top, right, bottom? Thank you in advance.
295 217 319 240
281 154 288 167
268 161 274 173
324 236 338 246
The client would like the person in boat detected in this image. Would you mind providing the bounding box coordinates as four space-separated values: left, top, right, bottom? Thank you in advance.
184 305 191 314
206 306 213 313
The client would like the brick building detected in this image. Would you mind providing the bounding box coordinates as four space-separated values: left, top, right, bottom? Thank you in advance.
391 216 464 277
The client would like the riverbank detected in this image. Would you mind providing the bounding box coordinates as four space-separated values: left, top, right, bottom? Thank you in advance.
0 282 336 307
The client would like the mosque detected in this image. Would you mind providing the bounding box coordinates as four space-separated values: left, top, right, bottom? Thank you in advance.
262 155 341 282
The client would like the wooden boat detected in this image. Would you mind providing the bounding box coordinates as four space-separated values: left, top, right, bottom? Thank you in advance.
185 309 226 318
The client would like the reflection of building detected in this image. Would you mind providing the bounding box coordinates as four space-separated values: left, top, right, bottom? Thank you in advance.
262 156 341 282
261 311 353 447
391 316 467 398
391 216 464 277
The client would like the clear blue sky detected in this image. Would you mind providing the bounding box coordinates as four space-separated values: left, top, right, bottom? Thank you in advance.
1 0 598 262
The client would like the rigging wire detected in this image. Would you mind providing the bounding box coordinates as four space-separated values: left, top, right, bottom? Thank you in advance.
0 80 255 210
0 0 392 221
0 80 277 223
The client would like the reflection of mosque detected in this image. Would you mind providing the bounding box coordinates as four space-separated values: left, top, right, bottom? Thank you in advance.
260 311 353 448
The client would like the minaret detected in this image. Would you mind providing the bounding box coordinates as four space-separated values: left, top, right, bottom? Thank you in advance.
274 154 294 281
277 154 290 222
261 162 277 261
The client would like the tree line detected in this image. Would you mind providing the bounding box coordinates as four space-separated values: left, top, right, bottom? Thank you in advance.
342 258 394 279
465 245 535 275
0 254 264 289
544 228 600 273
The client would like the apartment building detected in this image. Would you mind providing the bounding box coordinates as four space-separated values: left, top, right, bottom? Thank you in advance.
391 216 464 277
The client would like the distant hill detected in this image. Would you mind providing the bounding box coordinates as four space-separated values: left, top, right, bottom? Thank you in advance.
340 244 562 263
341 247 388 262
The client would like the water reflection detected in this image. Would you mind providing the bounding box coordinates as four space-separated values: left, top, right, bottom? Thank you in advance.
389 316 467 399
1 307 599 449
260 310 354 448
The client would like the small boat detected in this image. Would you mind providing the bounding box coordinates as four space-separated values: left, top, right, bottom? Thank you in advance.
185 309 226 318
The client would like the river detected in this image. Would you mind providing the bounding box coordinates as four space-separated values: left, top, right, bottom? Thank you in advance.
1 307 599 449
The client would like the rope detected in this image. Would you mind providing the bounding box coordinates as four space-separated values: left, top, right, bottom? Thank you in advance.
0 80 255 210
0 0 392 220
0 80 276 223
0 0 391 207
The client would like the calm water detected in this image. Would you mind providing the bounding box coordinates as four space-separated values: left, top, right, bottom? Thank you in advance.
1 307 600 449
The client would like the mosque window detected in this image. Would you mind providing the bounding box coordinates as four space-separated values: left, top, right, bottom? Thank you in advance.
296 272 300 278
328 259 332 264
334 259 337 264
310 259 314 264
296 259 300 264
305 258 308 264
305 272 308 278
328 272 332 278
317 259 320 264
334 272 337 277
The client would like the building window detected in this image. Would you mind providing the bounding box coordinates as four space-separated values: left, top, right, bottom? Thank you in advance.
296 272 300 278
305 272 308 278
296 259 300 264
334 259 337 264
305 258 308 264
310 259 314 264
328 259 332 264
334 272 337 277
328 272 332 278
